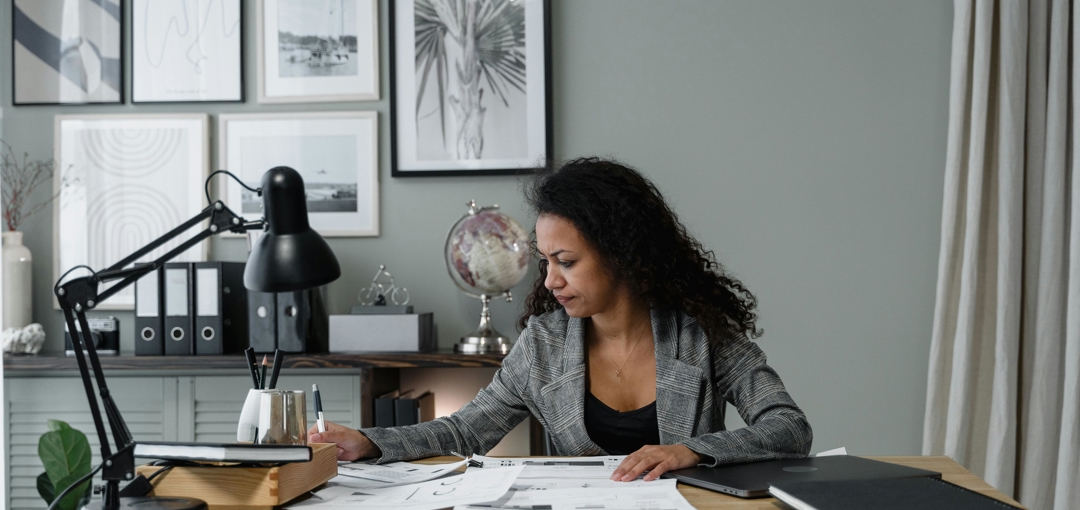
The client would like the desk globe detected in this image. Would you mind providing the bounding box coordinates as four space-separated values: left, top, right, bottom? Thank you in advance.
445 200 530 354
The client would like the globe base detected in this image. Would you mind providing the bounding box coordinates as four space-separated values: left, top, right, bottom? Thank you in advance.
455 293 514 355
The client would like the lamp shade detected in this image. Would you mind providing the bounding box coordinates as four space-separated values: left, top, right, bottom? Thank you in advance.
244 166 341 292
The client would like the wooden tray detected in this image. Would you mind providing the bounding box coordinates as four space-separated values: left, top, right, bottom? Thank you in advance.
135 443 338 510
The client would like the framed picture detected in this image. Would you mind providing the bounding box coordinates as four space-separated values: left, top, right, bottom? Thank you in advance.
13 0 123 105
390 0 552 177
258 0 380 103
131 0 243 103
218 112 379 237
54 114 210 310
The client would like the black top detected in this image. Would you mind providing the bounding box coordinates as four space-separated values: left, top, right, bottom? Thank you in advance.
584 392 660 455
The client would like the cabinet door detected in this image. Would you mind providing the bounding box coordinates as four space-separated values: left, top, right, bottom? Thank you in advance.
5 377 173 510
191 375 360 443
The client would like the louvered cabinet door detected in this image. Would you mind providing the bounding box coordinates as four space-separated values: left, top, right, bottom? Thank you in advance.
191 375 361 443
5 377 175 510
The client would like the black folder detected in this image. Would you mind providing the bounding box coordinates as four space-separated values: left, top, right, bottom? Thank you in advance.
394 391 434 426
248 290 277 353
769 476 1023 510
134 264 163 356
193 262 248 355
374 389 400 428
163 263 193 355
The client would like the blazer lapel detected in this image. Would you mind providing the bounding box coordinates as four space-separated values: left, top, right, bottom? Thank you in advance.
653 310 704 444
538 316 602 455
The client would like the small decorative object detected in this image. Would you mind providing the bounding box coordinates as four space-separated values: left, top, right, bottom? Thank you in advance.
2 323 46 354
390 0 552 176
13 0 122 105
37 419 92 510
131 0 243 103
55 114 210 309
358 264 411 306
258 0 380 103
444 200 529 353
2 140 66 328
219 112 379 237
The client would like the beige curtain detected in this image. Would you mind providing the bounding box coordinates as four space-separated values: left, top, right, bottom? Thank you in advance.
923 1 1079 509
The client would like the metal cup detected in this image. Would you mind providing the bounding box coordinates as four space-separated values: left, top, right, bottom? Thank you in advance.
256 390 307 445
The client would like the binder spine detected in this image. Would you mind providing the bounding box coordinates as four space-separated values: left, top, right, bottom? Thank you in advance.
248 291 277 353
163 263 194 356
277 290 309 353
134 264 164 356
193 263 224 355
219 262 249 353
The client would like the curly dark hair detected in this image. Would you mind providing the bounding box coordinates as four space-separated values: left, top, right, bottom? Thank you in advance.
518 157 761 343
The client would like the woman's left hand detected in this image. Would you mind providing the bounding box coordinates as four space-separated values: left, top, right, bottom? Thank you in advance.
610 444 702 482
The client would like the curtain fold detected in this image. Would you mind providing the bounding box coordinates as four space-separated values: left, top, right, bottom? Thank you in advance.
924 1 1079 509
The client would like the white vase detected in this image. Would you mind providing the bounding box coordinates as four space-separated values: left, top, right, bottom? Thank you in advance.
2 231 33 329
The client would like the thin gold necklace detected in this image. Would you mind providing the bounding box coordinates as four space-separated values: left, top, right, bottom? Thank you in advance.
612 323 648 378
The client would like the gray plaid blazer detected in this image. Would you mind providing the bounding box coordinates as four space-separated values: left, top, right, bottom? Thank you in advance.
360 308 812 465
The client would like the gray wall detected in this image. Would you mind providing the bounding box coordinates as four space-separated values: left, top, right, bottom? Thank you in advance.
1 0 953 456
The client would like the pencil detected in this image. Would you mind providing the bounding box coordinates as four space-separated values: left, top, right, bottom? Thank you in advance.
244 348 259 389
260 355 268 390
268 349 284 390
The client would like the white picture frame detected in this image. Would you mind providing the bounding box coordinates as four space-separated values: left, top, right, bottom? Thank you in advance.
258 0 379 103
54 114 211 310
218 111 379 237
131 0 243 103
390 0 552 176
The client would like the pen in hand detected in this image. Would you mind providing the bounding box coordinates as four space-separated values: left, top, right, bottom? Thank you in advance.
314 384 326 433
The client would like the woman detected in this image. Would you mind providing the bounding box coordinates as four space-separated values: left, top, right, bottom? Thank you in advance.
310 157 812 482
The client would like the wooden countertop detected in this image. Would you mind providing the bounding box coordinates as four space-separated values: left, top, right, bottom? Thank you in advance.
3 350 505 372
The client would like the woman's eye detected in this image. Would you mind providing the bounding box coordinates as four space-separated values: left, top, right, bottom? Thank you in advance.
558 261 573 268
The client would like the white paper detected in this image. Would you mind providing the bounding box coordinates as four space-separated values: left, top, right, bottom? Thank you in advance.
331 459 468 489
468 456 656 491
290 465 523 509
815 447 848 457
454 483 696 510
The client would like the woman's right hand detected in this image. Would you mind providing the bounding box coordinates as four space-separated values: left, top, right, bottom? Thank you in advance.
308 420 382 461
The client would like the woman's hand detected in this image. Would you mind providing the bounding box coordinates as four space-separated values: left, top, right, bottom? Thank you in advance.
610 444 702 482
307 420 382 461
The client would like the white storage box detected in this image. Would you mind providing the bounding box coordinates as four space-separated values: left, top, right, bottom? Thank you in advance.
329 313 434 352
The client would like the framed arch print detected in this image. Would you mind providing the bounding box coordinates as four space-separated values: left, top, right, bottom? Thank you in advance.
390 0 552 176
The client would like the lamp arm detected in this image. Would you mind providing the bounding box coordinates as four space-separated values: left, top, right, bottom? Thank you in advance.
54 200 259 510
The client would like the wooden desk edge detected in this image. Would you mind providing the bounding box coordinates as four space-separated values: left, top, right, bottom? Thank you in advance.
415 455 1025 510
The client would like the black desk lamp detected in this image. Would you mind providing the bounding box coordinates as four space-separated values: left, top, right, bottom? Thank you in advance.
53 166 340 510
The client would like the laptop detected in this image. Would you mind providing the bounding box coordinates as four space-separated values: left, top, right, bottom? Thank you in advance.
660 455 941 498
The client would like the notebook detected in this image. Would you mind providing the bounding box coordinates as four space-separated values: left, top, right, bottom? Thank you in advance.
134 441 312 463
660 455 939 498
769 476 1023 509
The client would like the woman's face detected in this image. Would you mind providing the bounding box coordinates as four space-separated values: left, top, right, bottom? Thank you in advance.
535 214 624 318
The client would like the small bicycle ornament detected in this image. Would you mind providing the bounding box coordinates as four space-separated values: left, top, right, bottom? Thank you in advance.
358 265 410 306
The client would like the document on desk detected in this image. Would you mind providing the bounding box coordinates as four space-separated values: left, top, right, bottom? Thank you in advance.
468 455 657 490
332 458 468 489
454 482 696 510
291 464 523 509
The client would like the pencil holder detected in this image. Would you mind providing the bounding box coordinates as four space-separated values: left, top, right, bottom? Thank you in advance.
237 388 266 442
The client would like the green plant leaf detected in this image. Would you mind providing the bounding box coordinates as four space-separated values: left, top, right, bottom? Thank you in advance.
47 419 71 432
38 421 91 493
51 472 91 510
36 472 55 504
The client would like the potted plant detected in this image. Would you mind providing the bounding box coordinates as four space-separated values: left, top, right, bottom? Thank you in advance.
37 419 92 510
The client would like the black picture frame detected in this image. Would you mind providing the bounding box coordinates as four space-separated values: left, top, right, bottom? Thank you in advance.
130 0 244 104
389 0 553 177
12 0 125 106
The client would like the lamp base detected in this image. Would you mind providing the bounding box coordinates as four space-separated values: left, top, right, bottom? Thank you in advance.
84 496 208 510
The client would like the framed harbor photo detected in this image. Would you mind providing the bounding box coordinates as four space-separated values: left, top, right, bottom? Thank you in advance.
132 0 243 103
13 0 123 105
258 0 379 103
218 112 379 237
390 0 552 177
54 114 210 310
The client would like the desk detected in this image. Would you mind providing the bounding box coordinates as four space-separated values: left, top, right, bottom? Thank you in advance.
416 456 1024 510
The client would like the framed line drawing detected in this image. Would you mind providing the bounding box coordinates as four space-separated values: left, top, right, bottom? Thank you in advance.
13 0 123 105
54 114 210 310
218 112 379 237
258 0 380 103
390 0 552 177
131 0 243 103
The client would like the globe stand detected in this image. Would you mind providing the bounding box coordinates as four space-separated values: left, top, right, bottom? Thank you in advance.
455 293 513 354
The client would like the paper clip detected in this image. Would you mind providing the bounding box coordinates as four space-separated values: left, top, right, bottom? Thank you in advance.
451 451 484 468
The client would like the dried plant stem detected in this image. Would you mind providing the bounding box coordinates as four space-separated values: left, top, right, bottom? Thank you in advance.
1 139 66 232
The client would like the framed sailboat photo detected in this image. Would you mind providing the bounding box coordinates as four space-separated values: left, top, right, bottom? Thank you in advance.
258 0 379 103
